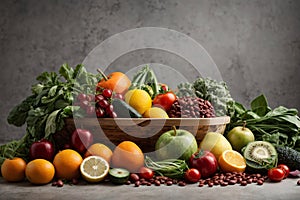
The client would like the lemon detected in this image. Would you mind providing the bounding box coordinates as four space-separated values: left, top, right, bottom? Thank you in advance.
143 107 169 118
80 156 109 183
218 150 246 173
124 89 152 115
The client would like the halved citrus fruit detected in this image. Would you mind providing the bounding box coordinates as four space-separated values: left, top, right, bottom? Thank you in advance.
218 150 246 173
80 156 109 183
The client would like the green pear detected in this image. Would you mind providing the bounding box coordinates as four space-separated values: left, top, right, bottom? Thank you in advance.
199 132 232 160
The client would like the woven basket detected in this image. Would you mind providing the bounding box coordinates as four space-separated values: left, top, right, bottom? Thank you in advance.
54 116 230 153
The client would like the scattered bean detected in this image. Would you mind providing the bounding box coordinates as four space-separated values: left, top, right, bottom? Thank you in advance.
166 181 173 186
297 180 300 186
135 181 141 187
57 180 64 187
130 173 140 182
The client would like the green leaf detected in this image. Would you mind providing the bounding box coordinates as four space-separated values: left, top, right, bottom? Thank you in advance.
7 95 36 126
48 85 58 97
59 63 73 81
251 94 270 116
45 110 60 138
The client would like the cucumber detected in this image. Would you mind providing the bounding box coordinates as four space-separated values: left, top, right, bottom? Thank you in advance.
276 146 300 171
112 98 142 118
109 168 130 184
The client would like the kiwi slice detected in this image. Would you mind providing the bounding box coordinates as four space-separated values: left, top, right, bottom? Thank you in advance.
243 141 278 173
109 168 130 185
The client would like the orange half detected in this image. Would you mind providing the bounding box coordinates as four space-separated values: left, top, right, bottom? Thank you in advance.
218 150 246 173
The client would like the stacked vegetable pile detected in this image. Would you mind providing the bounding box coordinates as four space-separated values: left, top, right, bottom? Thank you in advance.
0 64 300 187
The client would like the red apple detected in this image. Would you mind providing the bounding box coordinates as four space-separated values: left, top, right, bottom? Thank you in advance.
29 139 55 161
71 129 94 154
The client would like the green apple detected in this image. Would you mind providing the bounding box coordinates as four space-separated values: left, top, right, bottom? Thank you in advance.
155 126 198 162
227 124 255 152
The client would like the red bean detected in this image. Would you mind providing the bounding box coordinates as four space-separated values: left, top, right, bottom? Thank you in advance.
297 180 300 185
130 173 140 182
135 181 141 187
257 180 264 185
57 180 64 187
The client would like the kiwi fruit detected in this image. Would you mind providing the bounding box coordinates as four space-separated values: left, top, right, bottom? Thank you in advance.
243 141 278 173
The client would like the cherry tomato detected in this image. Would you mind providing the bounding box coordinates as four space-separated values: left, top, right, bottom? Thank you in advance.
184 168 201 183
139 167 154 180
277 164 290 178
268 168 285 182
152 92 176 111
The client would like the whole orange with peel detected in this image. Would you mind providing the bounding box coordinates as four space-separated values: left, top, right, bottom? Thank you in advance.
1 157 26 182
84 143 113 164
53 149 83 180
97 70 131 94
25 159 55 185
111 141 144 173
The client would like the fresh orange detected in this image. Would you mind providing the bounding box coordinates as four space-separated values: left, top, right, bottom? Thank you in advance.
97 71 131 94
124 89 152 115
218 150 246 173
53 149 83 180
1 157 26 182
25 159 55 185
111 141 144 173
84 143 113 164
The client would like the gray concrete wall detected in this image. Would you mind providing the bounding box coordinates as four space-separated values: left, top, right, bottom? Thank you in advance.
1 0 299 143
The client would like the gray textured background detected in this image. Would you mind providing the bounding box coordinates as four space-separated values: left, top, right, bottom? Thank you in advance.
1 0 299 143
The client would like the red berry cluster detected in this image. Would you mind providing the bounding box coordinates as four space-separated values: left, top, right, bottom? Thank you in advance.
75 89 124 118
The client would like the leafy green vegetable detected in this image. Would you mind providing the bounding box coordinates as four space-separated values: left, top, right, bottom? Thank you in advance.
1 64 101 164
176 77 234 116
129 65 160 98
144 156 188 179
228 94 300 151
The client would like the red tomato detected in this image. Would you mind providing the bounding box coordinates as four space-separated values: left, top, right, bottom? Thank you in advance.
189 150 218 178
268 168 285 182
139 167 154 180
152 92 176 111
184 168 201 183
277 164 290 178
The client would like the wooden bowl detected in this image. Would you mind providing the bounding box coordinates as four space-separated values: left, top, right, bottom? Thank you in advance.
55 116 230 153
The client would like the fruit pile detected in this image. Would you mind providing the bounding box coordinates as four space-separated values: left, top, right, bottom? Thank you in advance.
1 64 300 187
73 66 216 119
1 123 298 187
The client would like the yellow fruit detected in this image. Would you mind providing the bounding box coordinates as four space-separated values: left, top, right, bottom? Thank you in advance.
218 150 246 173
143 107 169 118
199 132 232 160
80 156 109 183
84 143 113 164
25 159 55 185
53 149 83 180
1 157 26 182
124 89 152 115
111 141 144 173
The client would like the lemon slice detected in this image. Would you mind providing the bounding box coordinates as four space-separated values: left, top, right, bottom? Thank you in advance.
218 150 246 173
80 156 109 183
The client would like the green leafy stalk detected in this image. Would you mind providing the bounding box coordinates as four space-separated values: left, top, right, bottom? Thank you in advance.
1 64 100 165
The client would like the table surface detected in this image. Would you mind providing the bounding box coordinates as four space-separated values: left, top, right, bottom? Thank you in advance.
1 177 299 200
